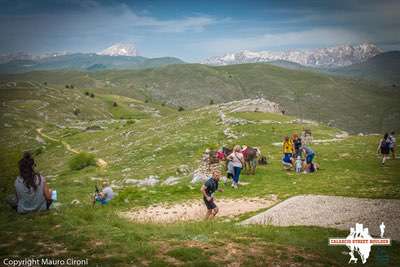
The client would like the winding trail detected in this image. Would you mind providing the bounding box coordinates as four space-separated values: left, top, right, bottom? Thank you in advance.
36 128 108 168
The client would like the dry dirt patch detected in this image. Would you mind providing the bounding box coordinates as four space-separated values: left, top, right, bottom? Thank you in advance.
120 197 277 223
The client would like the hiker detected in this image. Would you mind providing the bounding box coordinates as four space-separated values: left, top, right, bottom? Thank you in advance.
226 145 244 188
301 145 315 171
389 131 396 159
295 156 303 173
226 158 234 180
201 170 223 219
7 152 53 213
94 180 114 205
377 133 391 165
292 133 302 158
282 136 294 164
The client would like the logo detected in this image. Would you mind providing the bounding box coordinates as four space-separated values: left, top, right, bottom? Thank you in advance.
329 222 391 264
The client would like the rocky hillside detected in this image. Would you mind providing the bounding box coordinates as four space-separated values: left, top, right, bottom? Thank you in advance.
203 43 382 68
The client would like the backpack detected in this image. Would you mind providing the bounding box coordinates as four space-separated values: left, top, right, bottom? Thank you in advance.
381 139 390 149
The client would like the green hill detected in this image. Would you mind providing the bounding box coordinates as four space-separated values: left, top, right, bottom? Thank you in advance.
1 63 399 133
0 83 399 266
0 53 185 73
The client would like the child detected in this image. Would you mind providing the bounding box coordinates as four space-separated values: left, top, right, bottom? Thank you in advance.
295 156 302 173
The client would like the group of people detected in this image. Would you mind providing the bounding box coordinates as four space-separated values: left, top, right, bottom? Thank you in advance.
7 152 114 214
281 133 318 173
377 131 397 165
7 130 397 216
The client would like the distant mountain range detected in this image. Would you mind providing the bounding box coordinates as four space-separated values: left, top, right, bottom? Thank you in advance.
203 43 382 68
0 53 184 73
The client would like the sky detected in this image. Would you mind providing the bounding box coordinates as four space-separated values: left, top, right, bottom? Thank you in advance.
0 0 399 62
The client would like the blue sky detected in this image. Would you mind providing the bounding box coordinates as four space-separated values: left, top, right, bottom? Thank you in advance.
0 0 399 61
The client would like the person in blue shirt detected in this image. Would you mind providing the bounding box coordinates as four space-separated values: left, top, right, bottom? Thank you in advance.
282 153 293 170
201 170 224 219
301 145 315 171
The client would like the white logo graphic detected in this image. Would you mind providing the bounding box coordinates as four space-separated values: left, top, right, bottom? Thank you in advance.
329 223 391 264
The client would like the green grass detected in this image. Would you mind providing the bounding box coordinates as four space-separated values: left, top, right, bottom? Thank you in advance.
68 152 96 170
1 63 400 133
0 85 399 266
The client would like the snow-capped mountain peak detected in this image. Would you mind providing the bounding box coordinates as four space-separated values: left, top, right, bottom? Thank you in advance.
203 43 382 68
99 43 137 57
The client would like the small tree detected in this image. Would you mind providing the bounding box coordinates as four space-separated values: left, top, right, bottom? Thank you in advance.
393 84 397 88
161 102 166 106
90 93 95 98
113 102 118 107
43 82 47 86
178 106 184 112
70 84 74 89
85 91 90 96
209 99 214 105
65 85 69 89
73 108 80 116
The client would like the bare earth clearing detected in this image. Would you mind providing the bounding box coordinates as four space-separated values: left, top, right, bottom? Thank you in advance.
241 195 400 241
120 197 277 223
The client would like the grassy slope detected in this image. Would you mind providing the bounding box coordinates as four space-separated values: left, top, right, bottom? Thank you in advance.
0 85 399 266
1 63 399 133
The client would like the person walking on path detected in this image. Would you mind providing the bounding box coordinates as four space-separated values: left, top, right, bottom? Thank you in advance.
377 133 391 166
201 170 223 220
227 145 244 188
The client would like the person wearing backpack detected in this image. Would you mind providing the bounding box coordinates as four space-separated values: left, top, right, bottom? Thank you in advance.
377 133 391 166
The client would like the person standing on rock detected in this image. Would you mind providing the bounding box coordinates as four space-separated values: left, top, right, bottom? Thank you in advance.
377 133 391 166
227 145 244 188
201 170 223 219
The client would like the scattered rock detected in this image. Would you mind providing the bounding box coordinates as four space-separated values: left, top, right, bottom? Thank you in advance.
124 175 160 187
176 164 190 175
162 176 182 186
71 199 80 205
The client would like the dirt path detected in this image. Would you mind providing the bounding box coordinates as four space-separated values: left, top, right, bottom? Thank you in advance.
241 195 400 241
36 128 108 168
120 197 277 223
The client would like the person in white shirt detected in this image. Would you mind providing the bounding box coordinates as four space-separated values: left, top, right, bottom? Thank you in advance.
226 145 244 188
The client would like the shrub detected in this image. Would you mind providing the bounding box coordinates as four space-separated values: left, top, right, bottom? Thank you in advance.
144 99 149 103
209 99 214 105
65 85 69 89
70 85 74 89
85 91 90 96
113 101 118 107
68 152 96 171
178 106 184 112
90 93 95 98
73 108 80 116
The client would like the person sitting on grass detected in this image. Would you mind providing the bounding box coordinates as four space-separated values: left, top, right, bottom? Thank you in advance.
201 170 224 220
94 181 114 205
7 152 53 213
